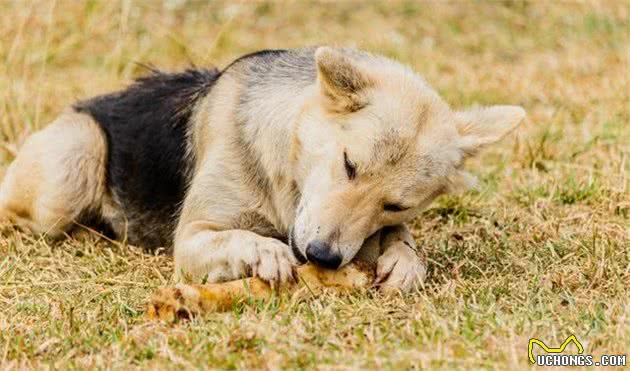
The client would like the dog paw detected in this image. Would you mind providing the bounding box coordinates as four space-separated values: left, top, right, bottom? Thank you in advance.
375 242 426 294
250 238 298 288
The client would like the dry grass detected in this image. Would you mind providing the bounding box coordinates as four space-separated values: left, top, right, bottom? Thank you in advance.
1 0 629 369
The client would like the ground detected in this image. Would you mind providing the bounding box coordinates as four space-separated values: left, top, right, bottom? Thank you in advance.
0 1 628 369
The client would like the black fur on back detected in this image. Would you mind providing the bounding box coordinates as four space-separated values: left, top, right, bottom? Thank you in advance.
74 68 220 249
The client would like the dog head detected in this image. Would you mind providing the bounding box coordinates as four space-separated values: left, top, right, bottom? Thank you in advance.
291 47 525 268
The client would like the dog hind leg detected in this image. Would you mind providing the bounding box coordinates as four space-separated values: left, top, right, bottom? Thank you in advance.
0 111 107 237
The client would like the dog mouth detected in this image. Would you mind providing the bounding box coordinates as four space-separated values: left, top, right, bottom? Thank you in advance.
288 226 307 264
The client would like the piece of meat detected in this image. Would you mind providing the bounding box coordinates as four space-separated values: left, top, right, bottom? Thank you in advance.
146 261 375 321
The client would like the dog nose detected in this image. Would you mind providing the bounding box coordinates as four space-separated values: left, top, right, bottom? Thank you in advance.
306 240 341 269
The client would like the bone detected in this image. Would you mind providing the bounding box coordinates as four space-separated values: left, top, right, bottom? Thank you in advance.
146 261 375 321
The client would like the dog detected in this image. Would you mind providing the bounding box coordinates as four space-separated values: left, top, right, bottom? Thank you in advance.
0 47 524 292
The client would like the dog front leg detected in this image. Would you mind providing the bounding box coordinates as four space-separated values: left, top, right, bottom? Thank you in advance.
375 224 427 293
174 221 298 286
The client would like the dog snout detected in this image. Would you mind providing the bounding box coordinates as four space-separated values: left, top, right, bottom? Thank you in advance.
305 240 341 269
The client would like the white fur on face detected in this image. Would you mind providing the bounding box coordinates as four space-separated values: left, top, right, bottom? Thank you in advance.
292 79 456 266
291 48 524 267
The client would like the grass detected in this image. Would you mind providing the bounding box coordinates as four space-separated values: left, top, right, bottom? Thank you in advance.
1 0 628 369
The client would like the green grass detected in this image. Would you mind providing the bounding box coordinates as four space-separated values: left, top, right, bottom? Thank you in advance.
1 0 629 369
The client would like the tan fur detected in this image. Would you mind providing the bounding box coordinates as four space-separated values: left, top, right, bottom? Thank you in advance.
0 111 107 237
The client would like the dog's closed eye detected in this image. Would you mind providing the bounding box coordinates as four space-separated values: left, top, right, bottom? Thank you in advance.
383 203 410 212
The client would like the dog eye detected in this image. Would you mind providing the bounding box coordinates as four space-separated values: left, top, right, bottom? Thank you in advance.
343 151 356 180
384 203 410 212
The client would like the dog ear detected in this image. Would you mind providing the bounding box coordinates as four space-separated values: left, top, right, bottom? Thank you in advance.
315 47 372 113
455 105 525 157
